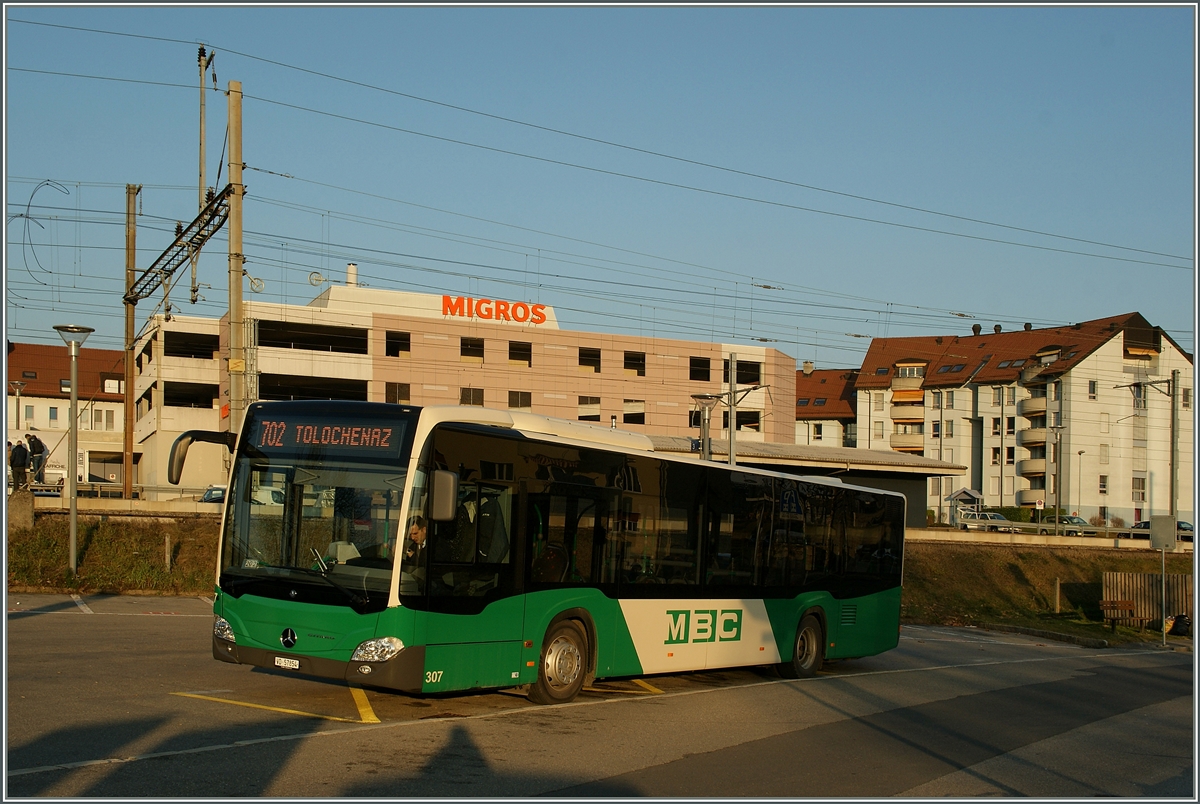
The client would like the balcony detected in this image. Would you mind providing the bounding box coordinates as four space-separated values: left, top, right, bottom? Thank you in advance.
890 376 924 391
1018 427 1047 446
1016 489 1047 507
890 404 924 421
1017 397 1046 417
1017 458 1046 476
889 433 924 450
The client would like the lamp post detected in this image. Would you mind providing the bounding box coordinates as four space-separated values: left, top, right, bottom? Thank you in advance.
1048 424 1065 537
55 324 94 575
9 380 26 430
1076 450 1085 518
691 394 721 461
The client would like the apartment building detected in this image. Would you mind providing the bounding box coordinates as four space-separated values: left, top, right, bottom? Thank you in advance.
5 342 131 487
794 363 857 448
850 313 1194 525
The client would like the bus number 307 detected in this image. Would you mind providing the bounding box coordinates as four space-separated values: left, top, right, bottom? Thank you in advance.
424 670 444 684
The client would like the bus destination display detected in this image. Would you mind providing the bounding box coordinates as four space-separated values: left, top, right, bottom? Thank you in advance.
251 418 406 457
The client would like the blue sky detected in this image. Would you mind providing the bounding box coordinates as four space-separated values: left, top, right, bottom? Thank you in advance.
4 6 1195 367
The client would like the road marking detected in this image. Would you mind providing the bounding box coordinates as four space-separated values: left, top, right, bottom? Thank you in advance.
69 595 94 614
633 678 664 694
7 611 209 618
169 692 359 723
349 685 381 723
8 649 1183 778
583 686 649 695
199 596 214 605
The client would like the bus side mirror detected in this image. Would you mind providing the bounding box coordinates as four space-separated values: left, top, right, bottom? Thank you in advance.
430 470 458 522
168 430 238 485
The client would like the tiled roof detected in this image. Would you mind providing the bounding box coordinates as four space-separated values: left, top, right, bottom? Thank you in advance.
853 312 1189 391
795 368 857 420
6 342 126 402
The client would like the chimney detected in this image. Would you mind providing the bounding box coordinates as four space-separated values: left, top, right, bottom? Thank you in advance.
346 263 358 287
802 360 814 376
993 324 1002 334
972 324 982 336
1024 322 1032 331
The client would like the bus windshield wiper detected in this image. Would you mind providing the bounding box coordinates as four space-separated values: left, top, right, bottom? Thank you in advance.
289 563 369 608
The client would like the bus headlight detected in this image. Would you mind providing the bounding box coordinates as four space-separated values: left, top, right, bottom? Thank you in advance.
213 616 236 643
351 636 404 663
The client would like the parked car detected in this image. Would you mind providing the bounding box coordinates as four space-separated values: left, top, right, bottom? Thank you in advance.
251 487 285 505
1130 520 1193 542
199 485 226 504
1037 515 1094 536
958 511 1020 533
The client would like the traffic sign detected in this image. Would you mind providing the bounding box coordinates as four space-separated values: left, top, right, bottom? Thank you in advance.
1035 499 1044 510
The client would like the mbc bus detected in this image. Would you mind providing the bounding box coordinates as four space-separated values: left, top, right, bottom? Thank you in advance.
171 401 905 704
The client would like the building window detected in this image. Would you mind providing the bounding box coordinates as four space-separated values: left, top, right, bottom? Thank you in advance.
1098 475 1108 495
1007 387 1016 405
509 341 532 367
944 420 954 438
992 417 1001 436
386 382 410 404
1100 412 1110 433
623 399 646 424
931 391 942 409
873 393 884 412
797 398 810 407
106 409 115 430
945 391 954 409
1006 446 1015 465
60 379 71 393
931 421 940 438
989 476 1000 495
943 447 953 463
1051 381 1061 402
386 331 410 356
723 360 762 385
873 421 884 440
102 376 124 394
723 410 760 431
1004 476 1014 496
460 387 484 406
22 370 36 379
875 367 889 375
1052 441 1060 464
460 337 485 360
623 351 646 377
689 356 710 382
814 398 826 407
579 347 601 373
1088 380 1097 400
93 409 103 430
929 477 941 497
1051 411 1061 427
992 388 1003 407
812 424 823 441
1183 388 1192 409
1132 384 1146 410
1132 476 1146 502
47 407 59 427
578 396 600 421
689 410 702 428
991 447 1001 465
1098 505 1108 523
25 405 35 425
508 391 532 411
896 365 924 378
892 422 923 435
1006 416 1016 435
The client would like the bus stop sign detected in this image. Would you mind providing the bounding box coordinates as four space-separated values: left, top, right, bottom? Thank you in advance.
1150 515 1176 550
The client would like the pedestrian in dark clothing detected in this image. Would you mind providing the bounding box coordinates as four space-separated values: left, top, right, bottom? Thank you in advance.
10 439 30 490
25 433 46 484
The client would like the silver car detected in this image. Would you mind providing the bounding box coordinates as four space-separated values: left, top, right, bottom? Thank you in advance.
958 511 1020 533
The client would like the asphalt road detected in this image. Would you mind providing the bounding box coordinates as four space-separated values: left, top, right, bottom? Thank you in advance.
6 593 1194 797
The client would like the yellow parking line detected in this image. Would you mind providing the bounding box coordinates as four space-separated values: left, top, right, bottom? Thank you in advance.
633 678 664 694
583 686 649 695
349 685 381 723
170 692 360 723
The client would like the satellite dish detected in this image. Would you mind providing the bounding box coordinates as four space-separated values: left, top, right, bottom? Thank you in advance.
249 277 265 293
309 272 327 286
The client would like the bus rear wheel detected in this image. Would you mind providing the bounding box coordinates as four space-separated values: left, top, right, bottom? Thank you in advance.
528 620 588 705
779 614 824 679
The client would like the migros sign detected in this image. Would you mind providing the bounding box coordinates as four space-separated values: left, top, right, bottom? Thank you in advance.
442 295 548 325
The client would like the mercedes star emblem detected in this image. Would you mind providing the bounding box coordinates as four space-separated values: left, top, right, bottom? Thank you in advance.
280 628 297 649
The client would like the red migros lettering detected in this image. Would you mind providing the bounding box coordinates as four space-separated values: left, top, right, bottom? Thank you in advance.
442 295 549 325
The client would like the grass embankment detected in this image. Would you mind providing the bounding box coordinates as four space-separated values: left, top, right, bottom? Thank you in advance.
6 516 1193 645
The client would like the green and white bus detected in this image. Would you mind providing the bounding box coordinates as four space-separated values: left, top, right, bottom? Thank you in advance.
172 400 905 704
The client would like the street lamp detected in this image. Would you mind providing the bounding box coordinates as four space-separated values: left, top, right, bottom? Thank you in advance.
691 394 721 462
1049 424 1065 537
9 380 26 430
55 324 94 575
1076 450 1085 518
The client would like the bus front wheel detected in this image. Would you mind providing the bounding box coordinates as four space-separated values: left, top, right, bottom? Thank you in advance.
528 620 588 705
779 614 824 679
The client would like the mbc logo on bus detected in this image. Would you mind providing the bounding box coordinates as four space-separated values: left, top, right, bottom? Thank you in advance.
664 609 743 644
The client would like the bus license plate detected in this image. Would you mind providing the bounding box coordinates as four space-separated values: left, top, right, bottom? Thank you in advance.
274 656 300 670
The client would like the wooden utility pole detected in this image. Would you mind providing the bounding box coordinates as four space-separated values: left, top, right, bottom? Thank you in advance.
123 183 140 499
227 80 245 434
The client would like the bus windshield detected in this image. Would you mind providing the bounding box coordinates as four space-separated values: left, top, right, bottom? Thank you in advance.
218 404 418 610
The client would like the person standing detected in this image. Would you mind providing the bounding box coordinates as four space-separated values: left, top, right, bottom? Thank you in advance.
9 438 30 491
25 433 46 484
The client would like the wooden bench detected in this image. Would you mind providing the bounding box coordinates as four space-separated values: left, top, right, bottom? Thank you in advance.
1099 600 1153 632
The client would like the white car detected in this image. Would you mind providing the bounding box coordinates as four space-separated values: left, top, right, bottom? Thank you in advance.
958 511 1020 533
